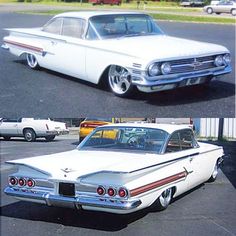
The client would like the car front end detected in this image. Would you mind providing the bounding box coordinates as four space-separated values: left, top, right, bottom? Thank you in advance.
129 52 231 93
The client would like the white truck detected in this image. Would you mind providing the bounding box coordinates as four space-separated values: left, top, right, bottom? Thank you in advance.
0 118 69 142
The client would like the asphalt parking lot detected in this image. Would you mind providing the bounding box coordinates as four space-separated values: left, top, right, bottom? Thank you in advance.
0 12 235 117
0 137 236 236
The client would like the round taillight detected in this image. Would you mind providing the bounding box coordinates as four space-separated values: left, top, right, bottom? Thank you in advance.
118 188 127 198
107 188 116 197
97 186 105 195
18 178 26 186
27 179 35 187
9 177 17 186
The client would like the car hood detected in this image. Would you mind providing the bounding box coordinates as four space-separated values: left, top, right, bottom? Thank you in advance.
95 35 229 62
7 149 174 180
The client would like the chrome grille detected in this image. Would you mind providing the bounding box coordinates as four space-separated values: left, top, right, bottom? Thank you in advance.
168 55 218 74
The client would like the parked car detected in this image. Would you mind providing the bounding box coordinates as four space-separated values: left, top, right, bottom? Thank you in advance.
1 12 231 97
79 117 115 142
204 1 236 15
89 0 121 5
0 118 69 141
180 0 205 7
4 123 224 214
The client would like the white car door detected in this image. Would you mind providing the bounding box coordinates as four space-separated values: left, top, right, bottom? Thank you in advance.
0 119 20 136
40 17 87 80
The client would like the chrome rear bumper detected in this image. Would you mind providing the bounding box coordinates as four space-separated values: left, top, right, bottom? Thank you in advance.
4 187 141 212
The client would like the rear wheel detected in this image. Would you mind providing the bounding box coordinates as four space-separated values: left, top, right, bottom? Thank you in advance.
231 9 236 16
24 129 36 142
45 135 56 142
108 65 135 97
26 53 39 69
208 161 220 182
207 7 213 14
154 188 173 211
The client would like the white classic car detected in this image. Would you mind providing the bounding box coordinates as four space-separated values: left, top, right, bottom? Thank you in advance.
0 118 69 141
1 12 231 97
4 123 224 214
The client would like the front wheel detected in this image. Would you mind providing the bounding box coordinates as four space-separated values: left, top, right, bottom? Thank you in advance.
231 9 236 16
154 188 173 211
26 53 39 69
108 65 135 97
24 129 36 142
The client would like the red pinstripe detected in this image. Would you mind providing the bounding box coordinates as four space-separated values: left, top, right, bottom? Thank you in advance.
130 171 187 197
4 39 43 53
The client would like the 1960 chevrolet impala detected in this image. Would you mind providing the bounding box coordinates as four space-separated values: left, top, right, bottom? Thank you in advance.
1 12 231 97
4 124 224 214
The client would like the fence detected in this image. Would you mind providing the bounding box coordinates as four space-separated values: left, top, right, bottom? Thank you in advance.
198 118 236 139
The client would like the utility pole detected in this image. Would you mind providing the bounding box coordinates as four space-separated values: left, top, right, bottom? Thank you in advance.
218 118 224 141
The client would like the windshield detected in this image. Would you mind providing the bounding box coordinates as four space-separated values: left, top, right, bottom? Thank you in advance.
87 14 163 40
79 126 168 154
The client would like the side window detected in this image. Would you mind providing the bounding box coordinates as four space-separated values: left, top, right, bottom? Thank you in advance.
166 132 181 153
179 130 196 150
62 18 85 38
43 18 63 35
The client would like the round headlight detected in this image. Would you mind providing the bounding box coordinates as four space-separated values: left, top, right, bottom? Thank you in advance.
161 62 171 75
148 63 159 77
214 55 224 67
223 54 231 65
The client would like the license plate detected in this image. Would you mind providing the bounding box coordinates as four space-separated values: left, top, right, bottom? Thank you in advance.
186 77 202 86
59 183 75 197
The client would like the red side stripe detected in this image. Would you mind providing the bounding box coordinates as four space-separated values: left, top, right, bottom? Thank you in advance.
4 39 43 53
130 171 187 197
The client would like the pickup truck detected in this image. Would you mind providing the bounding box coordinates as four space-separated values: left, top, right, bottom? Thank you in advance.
0 118 69 142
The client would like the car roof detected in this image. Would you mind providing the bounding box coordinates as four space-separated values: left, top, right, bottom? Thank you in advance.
54 11 147 20
99 123 192 134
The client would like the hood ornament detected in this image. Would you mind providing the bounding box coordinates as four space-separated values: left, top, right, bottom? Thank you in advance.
61 168 75 173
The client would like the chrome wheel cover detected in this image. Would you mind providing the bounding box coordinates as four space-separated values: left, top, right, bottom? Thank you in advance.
25 131 33 141
108 65 132 95
159 188 172 208
26 54 38 68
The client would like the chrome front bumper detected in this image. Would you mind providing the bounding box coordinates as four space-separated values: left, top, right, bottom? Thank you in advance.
131 66 231 92
4 187 141 212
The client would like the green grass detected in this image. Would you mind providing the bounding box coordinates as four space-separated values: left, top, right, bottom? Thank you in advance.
1 0 234 24
17 9 235 24
150 13 235 24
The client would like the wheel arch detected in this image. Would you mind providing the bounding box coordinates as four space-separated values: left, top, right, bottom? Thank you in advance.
22 127 37 136
98 64 131 86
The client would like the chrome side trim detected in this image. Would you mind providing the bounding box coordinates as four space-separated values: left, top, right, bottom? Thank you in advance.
4 187 142 211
